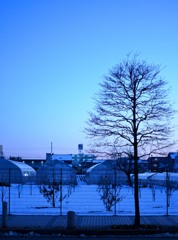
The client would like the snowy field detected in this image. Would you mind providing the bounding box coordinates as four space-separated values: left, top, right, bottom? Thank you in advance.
1 176 178 216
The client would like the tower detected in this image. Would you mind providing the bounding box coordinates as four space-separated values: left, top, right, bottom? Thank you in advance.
78 144 83 154
0 145 3 158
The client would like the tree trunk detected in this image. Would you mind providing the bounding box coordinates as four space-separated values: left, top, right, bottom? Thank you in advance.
126 172 133 187
134 153 140 226
133 82 140 226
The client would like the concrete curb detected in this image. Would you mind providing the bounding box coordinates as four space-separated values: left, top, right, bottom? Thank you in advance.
1 225 178 236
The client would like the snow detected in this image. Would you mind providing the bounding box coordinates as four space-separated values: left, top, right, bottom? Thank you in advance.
150 172 178 181
86 163 99 173
131 172 156 180
1 175 178 216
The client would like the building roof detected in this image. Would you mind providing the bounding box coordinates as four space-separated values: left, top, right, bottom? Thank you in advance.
86 160 118 173
51 154 73 161
8 159 36 172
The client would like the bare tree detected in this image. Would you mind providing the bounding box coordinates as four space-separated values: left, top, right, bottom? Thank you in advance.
39 180 65 208
85 54 175 226
0 183 9 209
97 175 124 212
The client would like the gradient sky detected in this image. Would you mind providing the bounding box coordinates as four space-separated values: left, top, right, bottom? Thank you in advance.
1 0 178 158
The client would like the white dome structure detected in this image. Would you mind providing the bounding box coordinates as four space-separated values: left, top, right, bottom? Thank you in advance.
85 160 128 185
36 160 76 185
0 158 36 184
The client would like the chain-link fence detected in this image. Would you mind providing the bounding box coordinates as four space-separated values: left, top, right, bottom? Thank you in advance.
0 167 178 216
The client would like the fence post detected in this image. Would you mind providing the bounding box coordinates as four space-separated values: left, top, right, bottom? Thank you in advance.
114 167 117 215
8 168 11 215
60 168 62 216
166 170 169 216
2 201 7 228
67 211 75 229
52 169 55 207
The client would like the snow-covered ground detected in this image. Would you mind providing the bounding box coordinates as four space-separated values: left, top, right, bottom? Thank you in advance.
1 176 178 216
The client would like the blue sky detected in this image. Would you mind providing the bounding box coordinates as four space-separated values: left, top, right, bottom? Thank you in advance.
0 0 178 158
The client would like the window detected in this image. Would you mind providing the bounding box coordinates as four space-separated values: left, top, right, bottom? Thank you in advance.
153 163 158 168
23 171 29 176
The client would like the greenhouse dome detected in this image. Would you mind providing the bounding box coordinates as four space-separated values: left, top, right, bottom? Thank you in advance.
0 158 36 184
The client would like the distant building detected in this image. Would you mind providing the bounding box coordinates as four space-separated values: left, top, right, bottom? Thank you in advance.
72 153 96 173
174 156 178 172
0 145 4 158
169 152 178 172
46 153 73 164
46 153 97 173
168 152 178 160
117 157 148 173
148 153 176 172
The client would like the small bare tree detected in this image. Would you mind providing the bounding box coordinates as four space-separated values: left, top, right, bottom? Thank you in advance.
39 181 76 210
17 184 23 198
85 54 175 226
39 181 65 208
0 183 9 207
165 172 176 215
97 175 124 212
